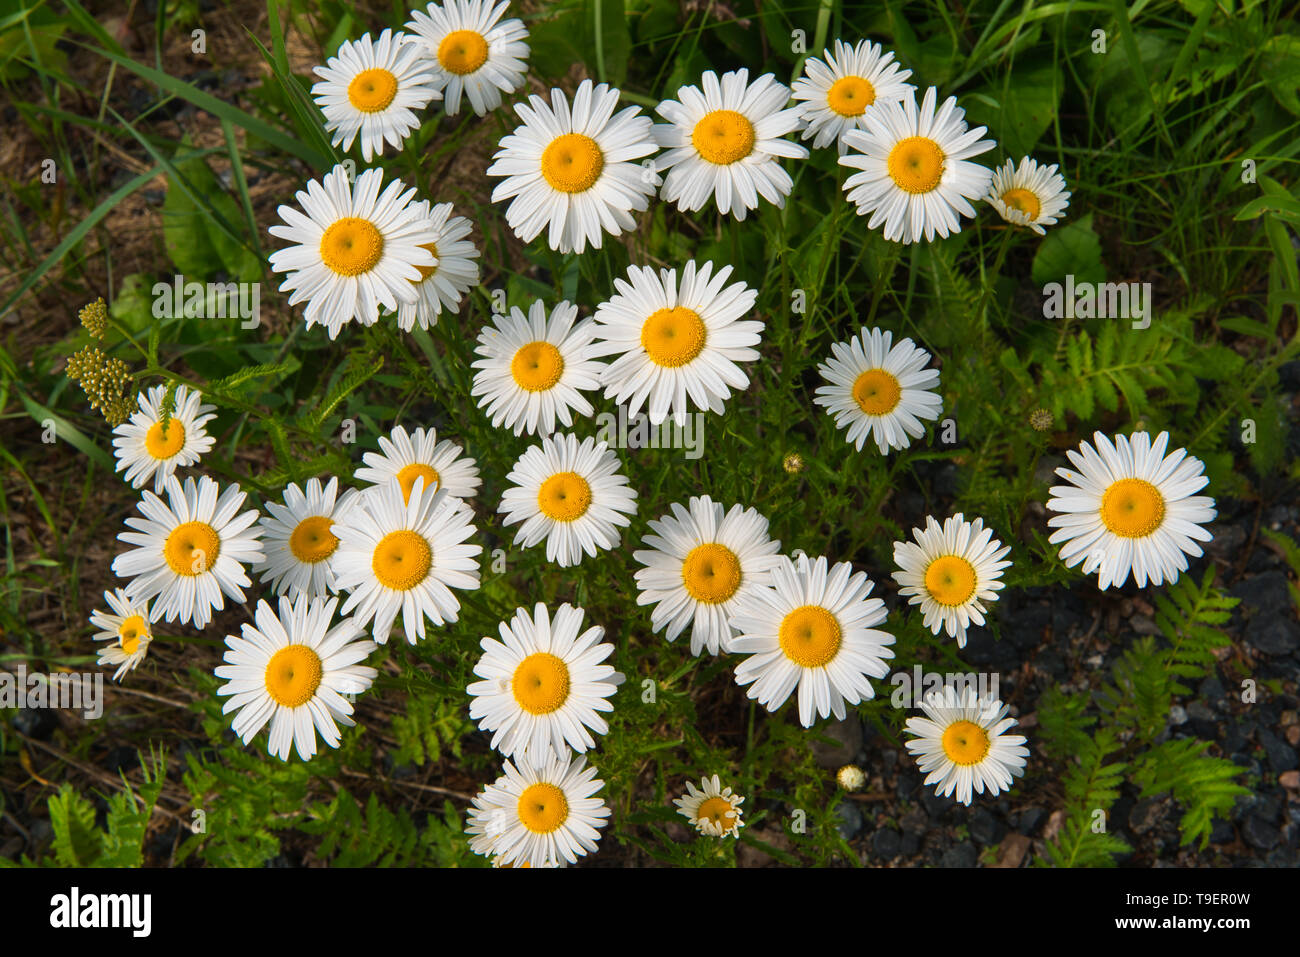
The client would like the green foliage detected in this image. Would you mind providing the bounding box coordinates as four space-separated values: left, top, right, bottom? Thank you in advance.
300 791 483 867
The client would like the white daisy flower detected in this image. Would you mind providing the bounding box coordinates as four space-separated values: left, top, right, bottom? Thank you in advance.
405 0 529 116
487 78 659 254
111 384 216 493
498 432 637 568
354 424 481 504
466 751 610 867
311 29 441 163
673 774 745 838
986 156 1071 235
268 165 437 340
904 685 1029 806
1046 431 1216 590
215 593 378 762
587 260 762 427
731 554 894 728
112 475 263 630
467 602 624 761
393 200 482 332
891 513 1012 648
813 326 943 453
253 477 361 599
791 38 915 154
652 68 807 220
333 477 482 644
470 299 606 437
632 495 783 656
90 589 153 682
839 86 995 243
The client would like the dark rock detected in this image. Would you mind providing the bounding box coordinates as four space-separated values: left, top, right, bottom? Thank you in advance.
1223 722 1251 753
1008 603 1052 650
1279 359 1300 392
11 708 57 740
919 785 952 819
1210 818 1236 845
103 746 138 775
901 807 928 837
1199 675 1227 707
1231 571 1292 619
968 807 1007 845
1034 649 1068 681
899 831 920 857
1186 701 1219 740
1205 523 1247 560
1017 807 1046 836
880 748 898 773
961 627 1019 670
1242 815 1280 850
940 842 978 868
872 827 902 860
811 717 863 769
1110 795 1135 833
835 800 864 840
1258 728 1298 772
1249 619 1300 656
1169 704 1189 726
1050 592 1089 640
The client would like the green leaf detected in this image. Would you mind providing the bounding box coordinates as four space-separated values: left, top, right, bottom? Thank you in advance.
964 62 1062 157
1259 34 1300 116
48 786 103 867
1032 213 1105 287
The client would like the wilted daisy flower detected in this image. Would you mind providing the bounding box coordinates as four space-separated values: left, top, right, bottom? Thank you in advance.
487 79 659 254
393 200 481 332
837 764 866 791
633 495 782 656
253 477 359 598
471 299 605 437
355 424 481 504
731 554 894 728
791 39 915 154
112 384 216 493
215 593 378 762
468 602 624 760
333 477 481 644
90 589 153 681
588 260 761 427
311 29 441 163
986 156 1070 235
840 86 995 243
405 0 529 116
268 165 437 340
904 685 1029 806
498 432 637 568
1046 431 1216 590
467 752 610 867
814 326 942 453
112 475 263 630
892 513 1012 648
674 774 745 838
653 68 807 220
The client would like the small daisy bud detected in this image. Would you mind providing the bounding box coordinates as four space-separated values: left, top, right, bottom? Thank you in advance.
78 297 109 338
837 764 866 791
1029 408 1053 432
782 451 805 474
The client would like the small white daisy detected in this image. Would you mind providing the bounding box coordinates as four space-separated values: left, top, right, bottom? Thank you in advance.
986 156 1071 235
498 432 637 568
1046 431 1216 590
791 39 915 154
354 424 481 504
891 513 1012 648
840 86 995 243
587 260 762 427
466 752 610 867
470 299 606 437
268 165 437 340
487 78 659 254
405 0 529 116
311 29 441 163
731 554 894 728
253 477 360 599
673 774 745 838
904 685 1029 806
333 477 482 644
215 593 378 762
112 475 263 630
467 602 624 761
112 384 216 493
393 200 481 332
813 326 943 453
653 68 807 220
90 589 153 681
632 495 783 656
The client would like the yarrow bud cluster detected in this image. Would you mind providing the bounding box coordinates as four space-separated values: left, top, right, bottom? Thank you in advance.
66 344 135 426
1029 408 1053 432
78 297 108 338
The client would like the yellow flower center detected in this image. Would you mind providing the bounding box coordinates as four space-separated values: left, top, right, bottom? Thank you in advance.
778 605 842 668
941 719 990 765
681 543 742 604
263 644 324 708
118 615 147 656
511 341 565 392
346 67 398 113
924 555 977 606
852 368 902 415
641 306 706 368
437 29 489 75
541 133 605 193
163 521 220 576
1000 187 1042 221
511 652 571 715
827 75 875 116
396 463 441 503
536 471 592 522
289 515 339 564
1100 477 1166 538
371 529 433 591
517 782 569 834
696 795 737 828
414 241 440 282
887 136 945 194
691 109 756 165
144 420 186 459
319 217 384 277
